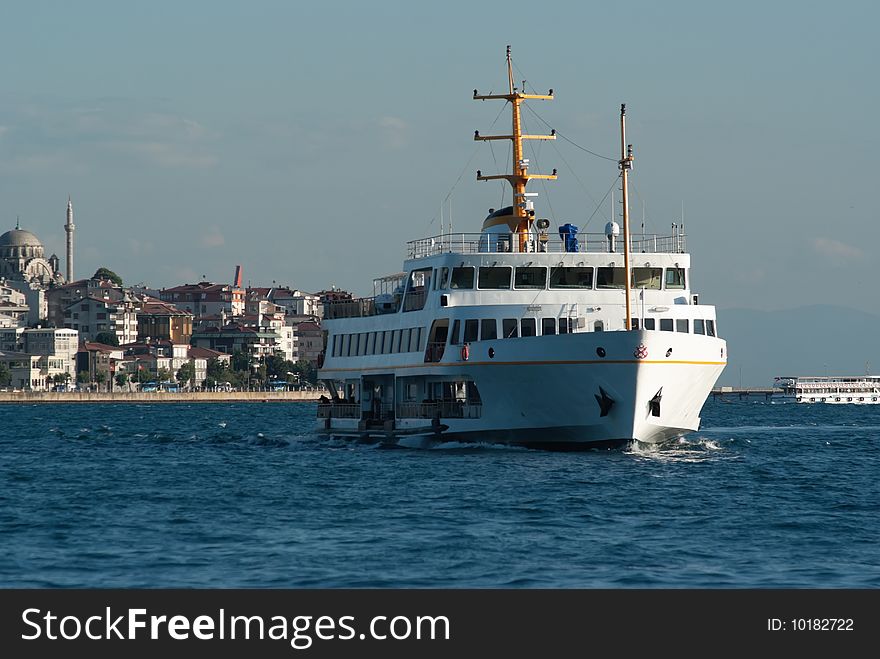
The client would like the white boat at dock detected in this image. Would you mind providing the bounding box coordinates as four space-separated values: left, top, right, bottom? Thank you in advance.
773 376 880 404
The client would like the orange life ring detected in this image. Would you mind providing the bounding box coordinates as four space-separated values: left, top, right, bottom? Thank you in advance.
461 344 470 361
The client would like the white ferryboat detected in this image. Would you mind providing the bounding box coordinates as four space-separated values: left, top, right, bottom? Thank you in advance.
774 376 880 404
316 49 727 448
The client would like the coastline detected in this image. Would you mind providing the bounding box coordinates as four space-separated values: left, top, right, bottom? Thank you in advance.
0 390 321 404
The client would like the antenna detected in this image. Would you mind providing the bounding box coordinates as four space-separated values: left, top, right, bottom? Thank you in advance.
619 103 635 331
450 194 453 236
642 200 646 241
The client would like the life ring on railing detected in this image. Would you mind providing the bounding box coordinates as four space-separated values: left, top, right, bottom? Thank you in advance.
461 344 470 361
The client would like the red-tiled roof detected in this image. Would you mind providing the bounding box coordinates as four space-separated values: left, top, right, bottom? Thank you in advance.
188 346 228 359
139 298 191 316
81 342 121 353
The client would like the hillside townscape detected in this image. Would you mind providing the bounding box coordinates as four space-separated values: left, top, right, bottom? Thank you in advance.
0 210 341 392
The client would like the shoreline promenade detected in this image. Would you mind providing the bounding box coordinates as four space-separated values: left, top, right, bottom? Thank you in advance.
0 390 321 404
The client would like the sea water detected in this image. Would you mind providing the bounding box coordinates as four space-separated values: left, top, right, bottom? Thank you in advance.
1 399 877 588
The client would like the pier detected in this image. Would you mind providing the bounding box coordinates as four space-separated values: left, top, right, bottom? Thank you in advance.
710 387 782 401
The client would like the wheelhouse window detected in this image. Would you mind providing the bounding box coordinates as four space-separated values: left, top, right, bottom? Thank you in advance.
409 327 422 352
478 266 512 290
632 267 662 290
481 319 497 340
596 267 627 289
541 318 556 335
436 267 450 290
706 319 716 337
660 318 674 332
665 267 686 289
449 319 461 345
450 266 475 289
521 318 537 337
514 266 547 289
693 319 706 335
644 318 656 330
558 318 571 334
404 268 431 311
502 318 518 338
676 319 689 333
464 319 479 343
550 266 593 289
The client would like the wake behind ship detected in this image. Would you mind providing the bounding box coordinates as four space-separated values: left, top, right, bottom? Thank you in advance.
316 48 727 448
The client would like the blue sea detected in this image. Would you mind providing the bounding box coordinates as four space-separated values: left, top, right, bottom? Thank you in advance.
1 399 878 588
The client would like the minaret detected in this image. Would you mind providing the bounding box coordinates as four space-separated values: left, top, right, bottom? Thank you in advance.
65 195 75 282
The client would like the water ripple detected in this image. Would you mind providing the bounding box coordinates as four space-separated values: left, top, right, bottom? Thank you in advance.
0 400 878 588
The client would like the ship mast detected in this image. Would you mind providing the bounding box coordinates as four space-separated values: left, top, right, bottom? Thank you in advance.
474 46 557 249
619 104 634 330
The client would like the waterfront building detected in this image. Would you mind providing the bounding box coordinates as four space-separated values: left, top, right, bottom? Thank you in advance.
136 297 193 344
0 350 44 390
159 281 245 319
23 327 78 382
292 320 322 366
0 283 29 327
77 342 124 387
46 277 124 328
63 293 138 345
189 322 279 360
0 327 24 353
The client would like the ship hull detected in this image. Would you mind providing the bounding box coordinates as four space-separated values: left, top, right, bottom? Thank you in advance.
318 330 726 448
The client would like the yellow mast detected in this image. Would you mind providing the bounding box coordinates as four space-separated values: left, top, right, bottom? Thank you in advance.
619 104 635 330
474 46 556 248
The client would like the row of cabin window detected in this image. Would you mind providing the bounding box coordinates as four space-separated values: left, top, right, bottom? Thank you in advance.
447 317 717 343
636 318 716 336
331 327 425 358
428 266 686 291
450 317 576 343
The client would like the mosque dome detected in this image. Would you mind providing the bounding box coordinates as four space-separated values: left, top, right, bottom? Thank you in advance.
0 227 46 262
0 228 43 248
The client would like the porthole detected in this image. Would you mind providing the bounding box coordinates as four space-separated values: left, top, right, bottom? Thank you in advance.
488 347 495 359
596 347 606 358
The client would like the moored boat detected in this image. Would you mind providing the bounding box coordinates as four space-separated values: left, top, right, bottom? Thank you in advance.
774 375 880 404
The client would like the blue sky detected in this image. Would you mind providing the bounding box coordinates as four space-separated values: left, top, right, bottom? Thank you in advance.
1 1 877 314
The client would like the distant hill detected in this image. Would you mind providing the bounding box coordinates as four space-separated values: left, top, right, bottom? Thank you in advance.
715 305 880 388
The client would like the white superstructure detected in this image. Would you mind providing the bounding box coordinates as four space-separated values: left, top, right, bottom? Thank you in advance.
316 49 727 448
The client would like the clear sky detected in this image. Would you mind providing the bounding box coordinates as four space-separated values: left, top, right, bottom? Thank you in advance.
1 0 877 312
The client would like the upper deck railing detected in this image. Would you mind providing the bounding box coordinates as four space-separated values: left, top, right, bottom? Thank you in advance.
406 232 687 260
323 297 376 320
